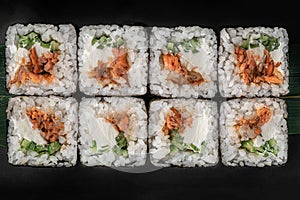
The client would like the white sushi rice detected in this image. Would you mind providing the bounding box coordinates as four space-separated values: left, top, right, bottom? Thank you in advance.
218 27 289 97
78 25 148 96
78 97 147 167
220 98 288 167
6 96 78 167
149 26 218 98
148 98 219 167
5 23 77 96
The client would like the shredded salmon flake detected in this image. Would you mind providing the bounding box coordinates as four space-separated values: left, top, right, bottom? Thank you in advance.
162 107 182 135
26 107 65 143
105 112 129 132
235 46 283 85
89 48 130 86
235 107 272 138
162 53 204 85
10 47 59 85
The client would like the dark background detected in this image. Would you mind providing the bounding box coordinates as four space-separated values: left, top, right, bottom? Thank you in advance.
0 0 300 199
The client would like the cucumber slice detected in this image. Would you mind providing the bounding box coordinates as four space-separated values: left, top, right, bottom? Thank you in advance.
20 139 31 150
48 141 62 155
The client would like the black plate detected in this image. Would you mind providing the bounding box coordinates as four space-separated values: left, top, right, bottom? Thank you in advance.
0 0 300 199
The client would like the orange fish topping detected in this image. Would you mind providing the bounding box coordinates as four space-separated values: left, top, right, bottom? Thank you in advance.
162 107 182 135
89 48 130 86
235 107 272 138
10 47 59 85
26 107 65 143
105 112 130 132
235 46 283 85
162 53 204 85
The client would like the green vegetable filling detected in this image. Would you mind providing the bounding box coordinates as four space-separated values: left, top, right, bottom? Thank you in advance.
91 140 109 155
92 35 124 49
48 141 62 155
169 129 204 154
166 42 179 54
90 131 129 157
240 138 278 157
240 33 280 52
18 31 60 52
20 139 62 156
166 37 201 54
112 131 128 157
182 37 201 53
113 37 124 48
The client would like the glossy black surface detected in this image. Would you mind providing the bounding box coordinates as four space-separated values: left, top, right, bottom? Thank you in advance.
0 0 299 198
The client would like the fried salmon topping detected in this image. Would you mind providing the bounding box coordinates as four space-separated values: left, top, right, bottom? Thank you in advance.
89 48 130 86
10 47 59 85
235 107 272 139
26 107 65 143
235 47 283 85
162 107 182 135
162 53 204 85
105 112 130 132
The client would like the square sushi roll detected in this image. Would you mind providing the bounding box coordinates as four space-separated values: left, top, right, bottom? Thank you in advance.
149 26 218 98
148 98 219 167
78 25 148 96
218 27 289 97
78 97 147 167
6 96 78 167
220 98 288 167
5 23 77 96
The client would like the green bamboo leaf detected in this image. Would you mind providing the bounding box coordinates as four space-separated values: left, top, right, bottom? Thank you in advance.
0 96 9 147
0 45 9 96
282 97 300 135
288 44 300 96
0 45 9 147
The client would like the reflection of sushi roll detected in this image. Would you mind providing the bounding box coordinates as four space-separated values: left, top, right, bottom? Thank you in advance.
78 97 147 167
5 24 77 96
6 96 78 167
149 99 219 167
78 25 148 96
220 98 288 167
149 26 218 98
218 27 289 97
